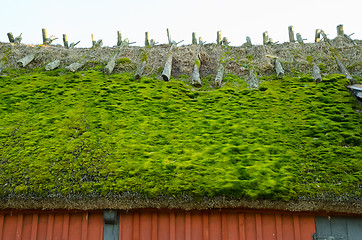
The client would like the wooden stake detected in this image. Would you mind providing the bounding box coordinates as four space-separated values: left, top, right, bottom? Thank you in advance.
91 34 96 47
65 62 84 72
288 26 295 42
246 37 252 47
45 60 61 71
117 31 122 46
18 53 36 67
222 37 229 46
263 31 269 45
296 33 304 44
192 32 197 45
275 59 284 78
167 28 171 45
7 33 15 43
135 61 146 79
217 31 222 45
162 43 176 81
42 28 48 45
105 39 129 75
145 32 149 46
198 37 204 45
215 63 225 87
315 29 322 43
248 69 259 89
337 24 344 36
313 63 322 82
63 34 69 48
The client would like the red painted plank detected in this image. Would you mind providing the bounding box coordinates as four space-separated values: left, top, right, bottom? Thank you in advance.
158 212 169 240
30 214 38 240
261 214 276 240
293 215 301 240
140 212 152 240
46 214 54 240
0 214 4 240
15 214 23 240
226 212 238 240
238 213 245 240
81 213 88 240
203 212 209 240
282 214 294 240
191 212 202 240
275 214 283 240
62 213 69 240
209 211 221 240
169 212 175 240
222 212 228 240
255 213 262 240
175 212 185 240
299 215 316 240
244 213 256 240
151 212 158 240
133 212 140 240
185 212 191 240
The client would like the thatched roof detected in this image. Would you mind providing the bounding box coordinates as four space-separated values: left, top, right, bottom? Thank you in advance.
0 40 361 213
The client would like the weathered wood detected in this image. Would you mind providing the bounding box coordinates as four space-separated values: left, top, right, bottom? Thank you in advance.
337 24 344 36
248 69 259 89
18 53 36 67
246 37 252 47
14 33 22 44
0 61 6 73
145 32 149 46
135 61 146 80
65 62 84 72
91 34 96 47
335 56 355 83
105 39 129 75
42 28 48 45
296 33 304 44
313 63 322 82
315 29 322 42
117 31 122 46
215 63 225 87
263 31 269 45
104 54 117 75
275 59 284 78
192 32 197 45
288 26 295 42
222 37 229 46
320 30 355 84
320 30 332 45
217 31 222 45
198 37 204 45
191 61 202 87
69 41 80 49
150 39 156 47
63 34 69 48
162 43 176 81
167 28 171 45
7 33 15 43
45 60 60 71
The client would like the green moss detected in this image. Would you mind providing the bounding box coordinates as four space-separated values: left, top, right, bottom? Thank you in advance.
306 56 313 65
194 59 201 68
117 57 132 64
0 71 361 201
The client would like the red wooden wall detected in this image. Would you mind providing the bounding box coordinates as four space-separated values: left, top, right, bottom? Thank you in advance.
119 210 316 240
0 209 316 240
0 211 103 240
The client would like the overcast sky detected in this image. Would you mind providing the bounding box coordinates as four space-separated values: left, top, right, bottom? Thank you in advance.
1 0 360 47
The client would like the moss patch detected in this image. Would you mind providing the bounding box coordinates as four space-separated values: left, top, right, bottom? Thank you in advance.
0 70 361 203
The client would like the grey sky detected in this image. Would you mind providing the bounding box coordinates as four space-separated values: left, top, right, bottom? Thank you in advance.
1 0 360 47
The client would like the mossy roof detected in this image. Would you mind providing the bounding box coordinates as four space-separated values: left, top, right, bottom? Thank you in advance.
0 69 361 212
